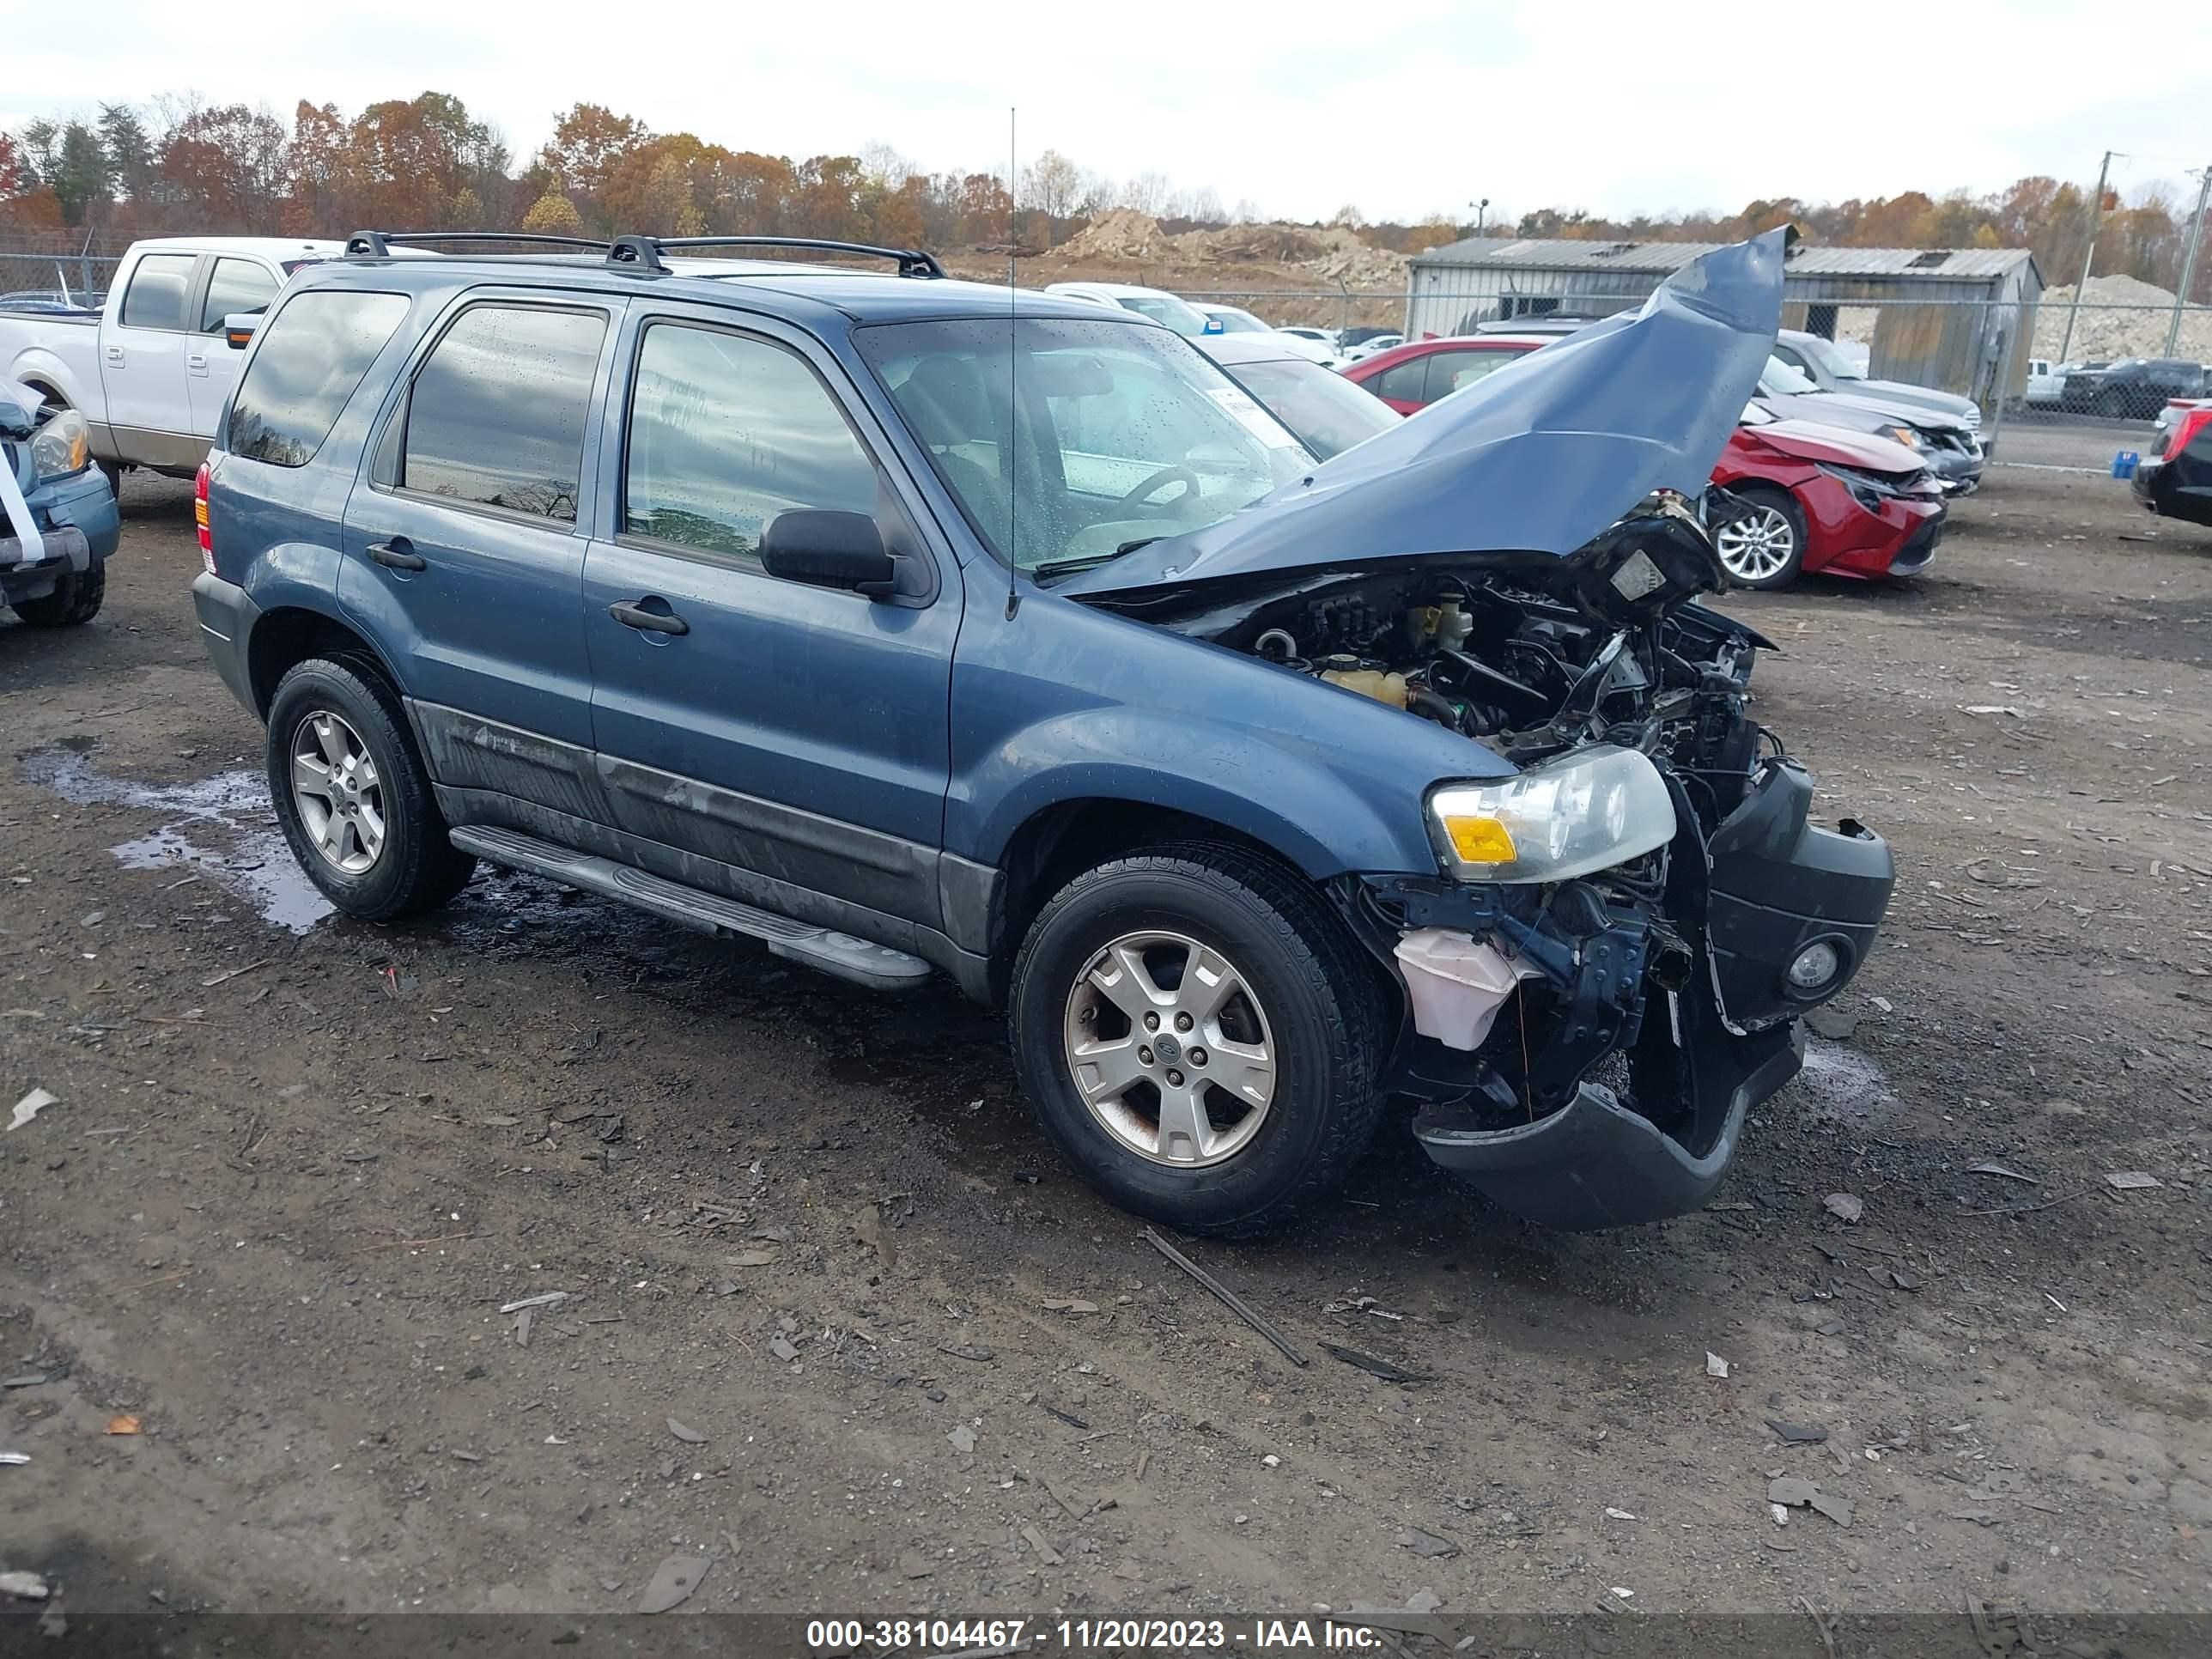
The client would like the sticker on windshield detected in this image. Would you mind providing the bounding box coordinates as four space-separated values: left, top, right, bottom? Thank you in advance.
1206 386 1304 449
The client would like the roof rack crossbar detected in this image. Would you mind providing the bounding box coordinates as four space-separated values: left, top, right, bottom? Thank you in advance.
610 234 946 279
343 230 613 258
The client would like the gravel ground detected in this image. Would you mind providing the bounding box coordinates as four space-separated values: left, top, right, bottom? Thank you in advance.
2 464 2209 1646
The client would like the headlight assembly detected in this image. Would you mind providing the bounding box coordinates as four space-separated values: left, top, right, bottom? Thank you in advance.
1427 745 1676 884
30 410 90 482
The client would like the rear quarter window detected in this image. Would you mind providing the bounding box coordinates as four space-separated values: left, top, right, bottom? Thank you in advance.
226 289 411 468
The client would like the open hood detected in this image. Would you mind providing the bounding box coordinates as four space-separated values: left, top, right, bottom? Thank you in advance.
1057 228 1786 599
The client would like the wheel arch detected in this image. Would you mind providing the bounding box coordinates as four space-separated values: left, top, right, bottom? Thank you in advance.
983 795 1387 1008
246 605 407 720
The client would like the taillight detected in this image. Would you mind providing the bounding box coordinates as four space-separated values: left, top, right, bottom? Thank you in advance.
194 460 213 573
2164 407 2212 460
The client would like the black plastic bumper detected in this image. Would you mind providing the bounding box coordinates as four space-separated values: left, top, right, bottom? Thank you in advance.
1398 757 1892 1230
191 571 261 715
1413 1017 1802 1231
0 524 92 605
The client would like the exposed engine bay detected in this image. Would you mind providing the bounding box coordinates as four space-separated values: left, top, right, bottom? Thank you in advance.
1141 491 1774 829
1079 493 1895 1231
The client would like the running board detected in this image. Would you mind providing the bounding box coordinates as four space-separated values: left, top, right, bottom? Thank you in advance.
448 825 933 992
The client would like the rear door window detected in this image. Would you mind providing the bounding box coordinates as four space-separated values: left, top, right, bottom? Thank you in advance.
227 289 411 467
119 254 198 331
398 305 608 523
200 258 280 332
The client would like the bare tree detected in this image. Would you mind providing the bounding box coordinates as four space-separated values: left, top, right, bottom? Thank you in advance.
1121 172 1170 216
1329 203 1364 228
858 141 913 190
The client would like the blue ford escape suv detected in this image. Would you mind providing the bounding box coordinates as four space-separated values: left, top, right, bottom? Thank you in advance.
191 226 1892 1235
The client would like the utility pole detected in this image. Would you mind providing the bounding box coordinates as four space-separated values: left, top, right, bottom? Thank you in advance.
2166 165 2210 358
2057 149 2121 367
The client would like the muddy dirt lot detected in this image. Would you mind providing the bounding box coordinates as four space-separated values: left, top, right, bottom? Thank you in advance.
3 463 2209 1647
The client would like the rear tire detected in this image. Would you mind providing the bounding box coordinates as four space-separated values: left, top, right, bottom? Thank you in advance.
1010 842 1389 1236
265 657 476 921
12 562 106 627
1712 485 1808 589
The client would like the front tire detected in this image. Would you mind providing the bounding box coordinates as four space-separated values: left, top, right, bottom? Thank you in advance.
265 657 476 921
1712 485 1808 589
12 562 106 627
1010 843 1388 1236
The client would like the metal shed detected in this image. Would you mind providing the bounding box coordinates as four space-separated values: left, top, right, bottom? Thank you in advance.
1407 238 2045 403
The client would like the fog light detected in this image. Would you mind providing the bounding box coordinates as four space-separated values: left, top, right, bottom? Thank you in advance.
1788 940 1841 991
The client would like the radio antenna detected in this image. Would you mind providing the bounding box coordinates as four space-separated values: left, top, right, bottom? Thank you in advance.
1005 106 1021 621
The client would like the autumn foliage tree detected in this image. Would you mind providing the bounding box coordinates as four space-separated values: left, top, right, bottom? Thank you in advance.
4 92 2206 306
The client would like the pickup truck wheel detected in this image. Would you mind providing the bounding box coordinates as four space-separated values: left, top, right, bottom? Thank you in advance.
1011 843 1388 1236
11 562 105 627
265 658 476 921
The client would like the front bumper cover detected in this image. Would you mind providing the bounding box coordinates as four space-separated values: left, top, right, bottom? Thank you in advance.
1347 757 1893 1230
1413 1012 1802 1231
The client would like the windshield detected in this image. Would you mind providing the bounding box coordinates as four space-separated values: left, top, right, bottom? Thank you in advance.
1231 356 1401 460
857 316 1311 574
1109 293 1212 338
1796 333 1863 380
1762 354 1820 396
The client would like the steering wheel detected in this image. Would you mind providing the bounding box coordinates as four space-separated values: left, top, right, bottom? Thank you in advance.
1117 465 1201 512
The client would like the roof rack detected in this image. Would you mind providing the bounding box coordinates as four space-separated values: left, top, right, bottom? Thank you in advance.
343 228 946 280
344 230 611 258
608 234 945 279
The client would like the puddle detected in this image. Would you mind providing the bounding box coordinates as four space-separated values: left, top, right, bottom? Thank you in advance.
21 740 332 932
1794 1037 1901 1122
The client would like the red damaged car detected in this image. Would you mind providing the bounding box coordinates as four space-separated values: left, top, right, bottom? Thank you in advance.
1708 405 1946 588
1340 336 1944 589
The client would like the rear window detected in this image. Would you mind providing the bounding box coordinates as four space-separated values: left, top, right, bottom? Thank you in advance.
120 254 197 331
227 289 410 467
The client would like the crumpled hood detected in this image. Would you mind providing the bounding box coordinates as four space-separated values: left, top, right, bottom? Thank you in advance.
1059 228 1786 598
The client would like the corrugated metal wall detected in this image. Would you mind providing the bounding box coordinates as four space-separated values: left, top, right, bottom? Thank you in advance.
1408 259 2045 403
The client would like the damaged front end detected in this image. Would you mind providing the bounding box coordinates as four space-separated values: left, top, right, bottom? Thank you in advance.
1099 492 1893 1229
1057 229 1893 1229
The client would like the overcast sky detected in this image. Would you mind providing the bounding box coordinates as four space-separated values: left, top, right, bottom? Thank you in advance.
8 1 2209 225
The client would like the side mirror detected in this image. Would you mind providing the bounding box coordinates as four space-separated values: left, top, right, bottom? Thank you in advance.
760 509 897 598
223 313 259 350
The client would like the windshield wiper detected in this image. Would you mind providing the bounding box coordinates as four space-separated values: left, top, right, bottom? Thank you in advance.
1031 538 1164 582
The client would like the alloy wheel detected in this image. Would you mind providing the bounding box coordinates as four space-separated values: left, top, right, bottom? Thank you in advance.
1061 929 1277 1167
289 709 386 874
1714 504 1796 582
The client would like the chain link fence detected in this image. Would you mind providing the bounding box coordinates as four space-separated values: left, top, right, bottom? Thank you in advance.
0 247 124 307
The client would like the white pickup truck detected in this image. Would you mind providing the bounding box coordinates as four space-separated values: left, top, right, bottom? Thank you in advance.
0 236 347 484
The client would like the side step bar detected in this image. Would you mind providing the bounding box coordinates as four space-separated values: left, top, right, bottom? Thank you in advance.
448 825 933 993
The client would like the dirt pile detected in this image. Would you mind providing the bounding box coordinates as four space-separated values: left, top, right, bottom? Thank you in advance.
1046 210 1411 288
1050 207 1181 264
2033 273 2212 362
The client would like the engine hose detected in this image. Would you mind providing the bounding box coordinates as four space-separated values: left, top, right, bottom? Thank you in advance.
1407 686 1463 730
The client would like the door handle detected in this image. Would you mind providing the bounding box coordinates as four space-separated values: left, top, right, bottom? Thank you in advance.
608 599 688 635
105 346 124 365
366 539 427 572
186 353 209 375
